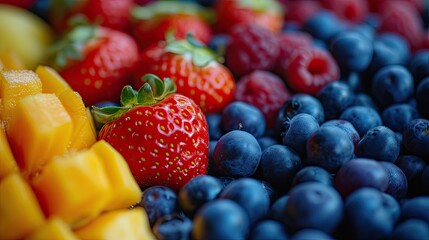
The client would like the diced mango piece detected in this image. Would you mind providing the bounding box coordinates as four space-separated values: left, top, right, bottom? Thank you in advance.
0 49 25 70
74 207 155 240
90 140 142 210
7 93 73 175
27 217 79 240
0 173 45 240
31 150 112 227
0 124 18 179
35 65 71 95
0 69 42 125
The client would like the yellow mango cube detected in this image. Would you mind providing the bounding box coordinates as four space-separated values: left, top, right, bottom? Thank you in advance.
7 93 73 175
74 207 155 240
0 124 18 179
0 49 25 70
35 65 71 95
27 217 79 240
90 140 142 210
31 150 112 227
0 173 45 240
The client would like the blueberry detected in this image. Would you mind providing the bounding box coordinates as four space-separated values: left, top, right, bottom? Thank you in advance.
371 65 414 108
306 126 354 172
395 155 427 195
416 77 429 118
291 229 334 240
282 113 319 157
340 106 382 137
317 81 354 120
292 166 334 187
267 195 289 222
356 126 400 163
213 130 262 177
303 11 346 42
335 158 389 197
344 188 395 240
366 38 407 77
381 192 401 222
322 119 360 153
340 72 363 92
422 166 429 195
351 93 378 110
408 50 429 84
259 180 278 205
257 136 279 151
376 33 410 67
248 220 289 240
285 182 343 233
218 178 270 225
152 213 193 240
402 118 429 157
208 34 229 56
205 113 222 140
138 186 178 226
382 104 420 132
329 30 373 72
352 23 376 41
207 140 217 175
390 219 429 240
380 162 408 199
260 144 302 190
400 197 429 224
221 101 266 138
192 199 249 240
216 176 235 188
178 175 223 217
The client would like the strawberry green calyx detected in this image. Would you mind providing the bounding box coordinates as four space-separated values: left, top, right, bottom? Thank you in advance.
91 74 177 124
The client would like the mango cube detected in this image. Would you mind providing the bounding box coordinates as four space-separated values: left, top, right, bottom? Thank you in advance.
7 93 73 175
31 150 112 227
0 173 45 240
0 49 25 70
74 207 155 240
0 124 18 179
90 140 142 210
27 217 79 240
35 65 71 95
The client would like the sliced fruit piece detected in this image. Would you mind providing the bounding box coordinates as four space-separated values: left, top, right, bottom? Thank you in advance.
35 65 71 95
90 140 142 210
74 207 155 240
0 124 18 179
0 173 46 240
7 93 73 176
0 49 25 70
26 217 79 240
67 108 97 151
31 150 112 227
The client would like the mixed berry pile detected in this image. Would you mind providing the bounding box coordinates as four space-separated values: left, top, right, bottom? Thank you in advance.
2 0 429 239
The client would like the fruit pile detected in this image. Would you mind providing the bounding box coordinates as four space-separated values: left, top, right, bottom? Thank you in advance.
0 0 428 239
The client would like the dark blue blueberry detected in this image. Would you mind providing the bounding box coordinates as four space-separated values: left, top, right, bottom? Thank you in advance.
390 219 429 240
30 0 51 20
364 13 380 29
340 72 363 92
291 229 334 240
357 126 400 163
94 100 120 108
416 77 429 118
329 31 373 72
282 21 301 32
260 180 278 205
317 81 354 120
260 144 302 190
322 119 360 153
192 199 249 240
422 166 429 195
335 158 389 197
292 166 333 187
267 195 289 222
306 126 354 172
344 188 395 240
218 178 270 225
313 39 328 49
371 65 414 108
381 192 401 222
376 33 410 67
340 106 382 137
352 23 376 41
205 113 222 140
221 101 266 138
257 136 279 151
178 175 223 217
380 162 408 199
213 130 262 177
395 155 427 195
139 186 178 226
402 118 429 157
208 34 229 56
249 220 289 240
216 176 235 188
285 182 343 233
207 140 217 175
382 104 420 132
351 93 378 110
408 50 429 84
282 113 319 157
303 11 347 42
152 213 193 240
400 197 429 224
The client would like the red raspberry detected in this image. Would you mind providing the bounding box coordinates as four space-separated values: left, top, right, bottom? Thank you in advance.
234 70 292 128
368 0 424 13
276 32 313 73
420 31 429 50
283 47 339 95
321 0 368 23
225 23 279 77
284 0 322 26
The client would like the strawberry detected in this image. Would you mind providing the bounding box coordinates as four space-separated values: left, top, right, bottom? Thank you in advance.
50 23 138 106
213 0 285 34
130 1 212 50
132 35 235 114
92 74 209 191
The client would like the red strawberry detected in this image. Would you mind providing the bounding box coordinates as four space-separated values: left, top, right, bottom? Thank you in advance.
213 0 284 34
93 74 209 191
50 24 139 106
132 35 235 114
130 1 212 50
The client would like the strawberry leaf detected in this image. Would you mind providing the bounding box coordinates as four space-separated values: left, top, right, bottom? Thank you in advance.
91 106 131 124
121 85 138 106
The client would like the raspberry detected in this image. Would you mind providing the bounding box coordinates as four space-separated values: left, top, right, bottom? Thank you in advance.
234 70 292 128
225 23 279 77
321 0 368 23
368 0 424 13
276 32 313 73
284 0 322 26
282 47 339 95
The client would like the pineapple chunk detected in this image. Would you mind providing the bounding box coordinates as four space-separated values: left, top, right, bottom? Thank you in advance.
74 207 155 240
0 173 45 240
27 217 79 240
90 140 142 210
0 124 18 179
7 93 73 175
35 65 71 95
31 150 112 227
